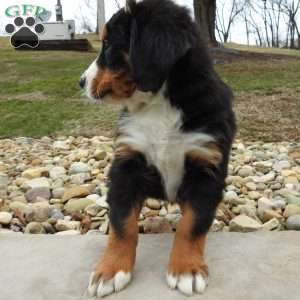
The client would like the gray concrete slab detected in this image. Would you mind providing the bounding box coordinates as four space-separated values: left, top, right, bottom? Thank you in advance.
0 232 299 300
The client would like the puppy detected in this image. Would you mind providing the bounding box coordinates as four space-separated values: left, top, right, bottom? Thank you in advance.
80 0 236 297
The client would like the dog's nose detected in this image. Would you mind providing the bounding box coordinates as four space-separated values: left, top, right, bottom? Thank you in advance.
79 77 86 89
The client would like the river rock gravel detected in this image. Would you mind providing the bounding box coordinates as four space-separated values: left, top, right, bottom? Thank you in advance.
0 137 299 234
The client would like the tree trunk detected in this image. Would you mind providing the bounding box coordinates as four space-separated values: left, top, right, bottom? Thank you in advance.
194 0 217 46
96 0 105 35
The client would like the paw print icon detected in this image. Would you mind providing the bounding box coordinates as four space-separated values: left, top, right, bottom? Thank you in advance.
5 16 45 49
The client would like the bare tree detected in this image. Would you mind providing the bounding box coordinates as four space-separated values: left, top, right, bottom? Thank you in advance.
282 0 300 48
114 0 122 9
75 0 97 34
96 0 106 35
268 0 284 47
194 0 218 46
216 0 245 43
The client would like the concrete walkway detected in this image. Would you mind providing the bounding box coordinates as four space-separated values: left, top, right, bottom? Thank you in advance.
0 232 299 300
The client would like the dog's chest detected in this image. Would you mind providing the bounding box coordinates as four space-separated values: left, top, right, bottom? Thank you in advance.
117 94 213 200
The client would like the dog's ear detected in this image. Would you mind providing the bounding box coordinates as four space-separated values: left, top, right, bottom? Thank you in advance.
129 19 191 93
125 0 136 14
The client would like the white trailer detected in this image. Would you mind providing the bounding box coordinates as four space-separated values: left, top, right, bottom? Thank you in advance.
39 20 75 41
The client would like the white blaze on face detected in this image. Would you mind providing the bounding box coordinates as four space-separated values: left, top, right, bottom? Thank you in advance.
82 59 99 100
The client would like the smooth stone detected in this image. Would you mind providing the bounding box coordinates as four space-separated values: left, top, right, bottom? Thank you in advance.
55 220 80 231
273 161 291 172
70 173 91 185
25 203 51 223
159 206 167 217
259 210 283 223
25 177 50 189
21 168 48 179
262 218 280 231
99 220 109 234
236 204 258 220
0 212 13 225
252 172 276 184
210 219 225 232
258 197 276 212
50 208 64 220
229 215 262 232
286 195 300 206
0 163 8 172
53 141 70 150
85 204 102 217
94 150 107 161
245 182 257 191
25 222 45 234
95 196 109 209
10 218 23 232
52 188 65 199
284 204 300 218
69 162 91 174
286 215 300 230
248 191 261 200
96 209 107 217
285 176 299 184
224 191 245 205
281 170 296 177
270 183 282 190
9 201 28 214
226 176 244 187
145 198 161 210
64 198 95 214
167 203 181 214
0 173 8 186
49 167 66 180
142 217 173 233
42 222 56 234
256 183 267 191
238 166 254 177
62 186 90 203
26 187 51 202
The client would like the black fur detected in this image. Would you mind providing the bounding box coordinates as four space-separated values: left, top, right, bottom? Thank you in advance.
98 0 236 238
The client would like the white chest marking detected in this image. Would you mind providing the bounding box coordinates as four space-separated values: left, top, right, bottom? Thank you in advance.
116 90 215 200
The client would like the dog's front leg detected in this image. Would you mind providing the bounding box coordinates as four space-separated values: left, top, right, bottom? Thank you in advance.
167 162 224 296
86 153 147 299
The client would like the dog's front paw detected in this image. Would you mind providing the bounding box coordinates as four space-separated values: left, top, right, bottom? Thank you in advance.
166 256 208 296
166 272 208 296
87 270 132 299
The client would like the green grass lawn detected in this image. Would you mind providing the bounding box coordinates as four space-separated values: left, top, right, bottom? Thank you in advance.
0 36 299 141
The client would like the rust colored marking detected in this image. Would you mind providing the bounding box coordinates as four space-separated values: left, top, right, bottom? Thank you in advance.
93 208 139 281
115 143 138 159
168 204 208 276
92 69 136 100
186 143 223 167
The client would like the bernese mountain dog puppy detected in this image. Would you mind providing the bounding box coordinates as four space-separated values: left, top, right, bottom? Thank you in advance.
80 0 236 297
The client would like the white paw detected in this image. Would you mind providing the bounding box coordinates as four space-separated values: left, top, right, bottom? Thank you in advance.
86 271 132 299
166 272 208 296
